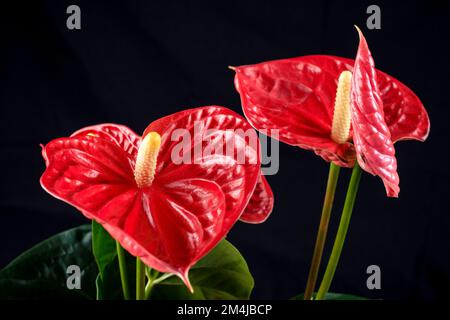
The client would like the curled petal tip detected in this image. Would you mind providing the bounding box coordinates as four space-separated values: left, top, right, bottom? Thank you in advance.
40 143 49 166
387 185 400 198
228 66 236 71
180 270 194 293
354 25 367 46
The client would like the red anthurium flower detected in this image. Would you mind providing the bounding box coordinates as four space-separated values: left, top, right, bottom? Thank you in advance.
40 106 273 290
233 29 429 197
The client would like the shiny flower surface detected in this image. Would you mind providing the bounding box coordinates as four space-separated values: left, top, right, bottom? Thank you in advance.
233 30 429 197
40 106 273 289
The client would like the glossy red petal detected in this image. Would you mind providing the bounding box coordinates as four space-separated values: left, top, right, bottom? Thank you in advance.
142 107 261 276
240 173 274 224
41 108 262 289
71 123 141 159
233 54 429 164
320 56 430 143
351 29 400 197
40 133 223 290
40 135 136 214
233 57 355 167
376 71 430 142
147 179 226 286
40 134 178 276
87 178 227 292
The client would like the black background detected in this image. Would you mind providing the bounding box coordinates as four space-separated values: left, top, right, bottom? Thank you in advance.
1 0 449 300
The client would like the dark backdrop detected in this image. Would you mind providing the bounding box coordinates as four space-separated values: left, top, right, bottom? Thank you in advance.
1 0 449 300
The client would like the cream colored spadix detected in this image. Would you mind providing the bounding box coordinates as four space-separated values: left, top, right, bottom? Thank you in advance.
134 132 161 188
331 70 352 144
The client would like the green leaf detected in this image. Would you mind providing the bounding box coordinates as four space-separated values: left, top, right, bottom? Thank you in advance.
91 220 116 279
0 223 254 300
0 224 97 299
149 240 254 300
95 250 136 300
0 279 91 300
291 292 368 300
91 221 136 300
98 239 254 300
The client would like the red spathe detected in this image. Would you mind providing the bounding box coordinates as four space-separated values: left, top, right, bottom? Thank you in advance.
40 106 273 290
233 32 429 197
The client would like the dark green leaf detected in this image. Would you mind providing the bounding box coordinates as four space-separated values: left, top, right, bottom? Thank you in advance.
0 279 90 300
149 240 254 300
91 220 116 279
95 251 136 300
91 221 136 300
98 239 254 300
0 223 253 300
0 224 97 299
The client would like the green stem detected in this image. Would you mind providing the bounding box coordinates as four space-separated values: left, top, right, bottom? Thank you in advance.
152 273 174 285
116 241 130 300
304 162 341 301
136 258 145 300
144 273 174 300
316 162 362 300
145 266 155 280
144 281 154 300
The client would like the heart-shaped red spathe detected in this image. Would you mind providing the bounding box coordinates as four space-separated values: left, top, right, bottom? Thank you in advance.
40 106 273 290
233 33 429 197
351 28 399 197
141 106 273 224
234 55 357 167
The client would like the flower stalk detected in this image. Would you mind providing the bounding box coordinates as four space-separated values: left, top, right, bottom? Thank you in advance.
136 258 146 300
316 162 362 300
304 162 340 300
116 241 131 300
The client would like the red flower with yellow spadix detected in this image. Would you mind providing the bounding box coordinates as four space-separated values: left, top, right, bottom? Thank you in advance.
40 106 273 291
232 28 429 197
